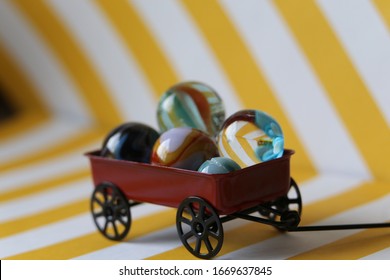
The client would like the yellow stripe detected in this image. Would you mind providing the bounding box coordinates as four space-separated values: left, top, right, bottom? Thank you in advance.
290 225 390 260
220 131 247 168
5 209 176 259
274 0 390 182
0 169 90 203
373 0 390 28
0 112 48 139
0 43 50 139
97 0 178 96
0 199 88 239
181 0 316 182
0 128 104 172
0 44 48 116
147 180 389 259
13 0 123 127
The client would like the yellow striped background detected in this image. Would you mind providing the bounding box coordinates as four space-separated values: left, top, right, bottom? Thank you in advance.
0 0 389 260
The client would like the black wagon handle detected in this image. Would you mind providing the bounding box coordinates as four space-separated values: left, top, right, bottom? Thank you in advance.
288 221 390 232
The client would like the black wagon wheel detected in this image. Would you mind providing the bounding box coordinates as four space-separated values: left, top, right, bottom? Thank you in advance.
176 197 224 259
90 182 131 241
276 177 302 216
259 177 302 229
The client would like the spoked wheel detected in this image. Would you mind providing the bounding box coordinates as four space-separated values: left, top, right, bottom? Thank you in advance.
259 178 302 230
91 182 131 241
176 197 224 259
275 178 302 217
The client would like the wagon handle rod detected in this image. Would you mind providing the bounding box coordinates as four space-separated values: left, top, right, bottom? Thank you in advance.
288 222 390 232
227 212 284 227
220 205 268 224
219 205 390 231
222 208 390 231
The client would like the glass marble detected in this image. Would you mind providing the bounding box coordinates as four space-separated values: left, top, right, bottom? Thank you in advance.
157 81 225 137
151 127 219 171
101 122 159 163
198 157 241 174
217 109 284 168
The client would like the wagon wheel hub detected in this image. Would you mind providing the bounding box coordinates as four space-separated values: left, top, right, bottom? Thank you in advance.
104 205 117 220
193 221 205 236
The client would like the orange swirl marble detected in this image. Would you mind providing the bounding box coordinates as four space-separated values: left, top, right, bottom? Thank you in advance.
151 127 219 170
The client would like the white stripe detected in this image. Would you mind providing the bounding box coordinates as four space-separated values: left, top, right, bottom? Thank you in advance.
0 203 167 259
0 214 94 258
74 214 248 260
220 0 371 178
218 192 390 259
244 130 267 141
47 0 158 127
130 0 242 117
0 179 90 223
0 118 87 164
74 226 181 260
361 247 390 260
0 1 92 124
299 174 366 205
317 0 390 125
0 140 100 194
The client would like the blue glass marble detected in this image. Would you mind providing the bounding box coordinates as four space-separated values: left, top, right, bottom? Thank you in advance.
198 157 241 174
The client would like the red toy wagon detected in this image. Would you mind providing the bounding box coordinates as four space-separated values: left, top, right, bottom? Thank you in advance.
86 149 302 259
85 149 390 259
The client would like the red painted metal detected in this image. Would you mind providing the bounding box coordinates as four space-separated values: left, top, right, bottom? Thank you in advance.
85 149 294 215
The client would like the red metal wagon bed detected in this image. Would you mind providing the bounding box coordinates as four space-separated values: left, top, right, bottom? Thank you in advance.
85 149 390 259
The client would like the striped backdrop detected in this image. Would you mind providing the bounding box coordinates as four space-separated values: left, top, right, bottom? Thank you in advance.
0 0 389 260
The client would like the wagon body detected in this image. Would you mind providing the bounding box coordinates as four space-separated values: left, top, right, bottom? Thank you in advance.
86 147 390 259
85 149 294 215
